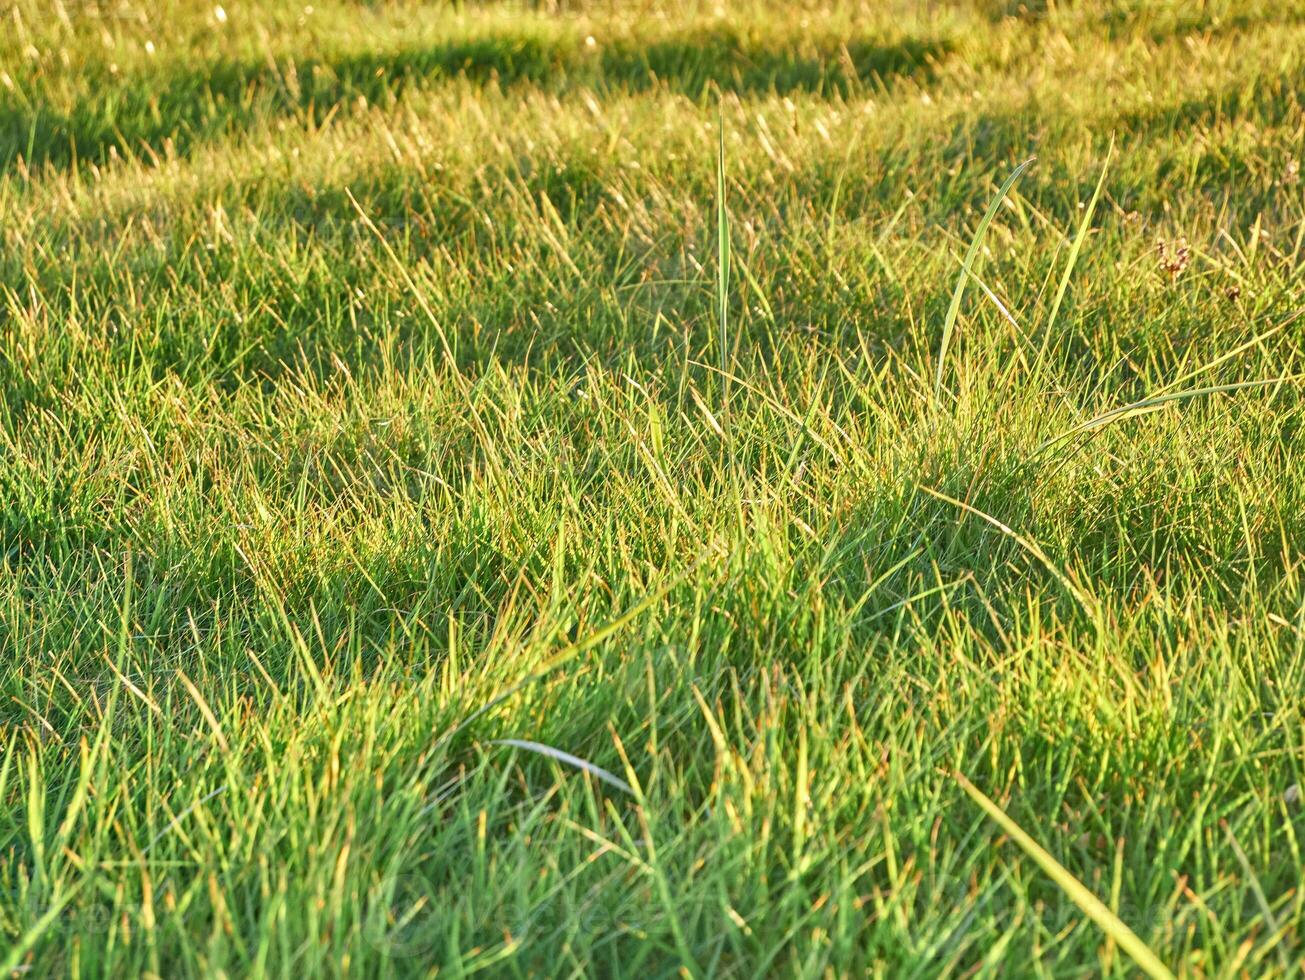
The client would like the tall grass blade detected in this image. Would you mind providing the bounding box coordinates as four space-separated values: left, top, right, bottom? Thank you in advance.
716 110 732 431
1039 141 1113 362
955 772 1176 980
935 158 1034 400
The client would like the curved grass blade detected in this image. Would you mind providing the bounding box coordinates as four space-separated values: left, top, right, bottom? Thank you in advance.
717 109 732 431
935 158 1034 400
435 548 713 750
920 485 1096 618
1038 140 1113 362
956 772 1175 980
1034 376 1299 456
492 739 633 795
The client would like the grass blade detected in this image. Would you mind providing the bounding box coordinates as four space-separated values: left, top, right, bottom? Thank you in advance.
1034 376 1299 455
920 485 1096 618
717 109 733 432
1039 141 1113 361
0 883 83 977
935 158 1034 400
435 547 714 750
955 772 1175 980
492 739 634 795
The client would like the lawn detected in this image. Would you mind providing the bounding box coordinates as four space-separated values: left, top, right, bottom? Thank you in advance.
2 0 1304 975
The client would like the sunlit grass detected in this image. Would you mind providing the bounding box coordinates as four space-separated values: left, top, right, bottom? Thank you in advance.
1 0 1304 975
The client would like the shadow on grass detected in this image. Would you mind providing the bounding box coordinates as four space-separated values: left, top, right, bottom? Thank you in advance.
1 30 952 173
0 498 520 734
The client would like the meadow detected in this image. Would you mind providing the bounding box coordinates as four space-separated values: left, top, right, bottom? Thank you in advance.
2 0 1304 975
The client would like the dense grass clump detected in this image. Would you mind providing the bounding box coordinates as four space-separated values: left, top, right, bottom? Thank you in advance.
2 0 1304 975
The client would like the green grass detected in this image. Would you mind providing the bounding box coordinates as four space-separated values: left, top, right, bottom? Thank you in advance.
2 0 1305 975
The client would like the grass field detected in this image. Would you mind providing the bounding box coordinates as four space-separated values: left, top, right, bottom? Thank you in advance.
3 0 1305 975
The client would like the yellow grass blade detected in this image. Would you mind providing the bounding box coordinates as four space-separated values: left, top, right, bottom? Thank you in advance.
955 771 1175 980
